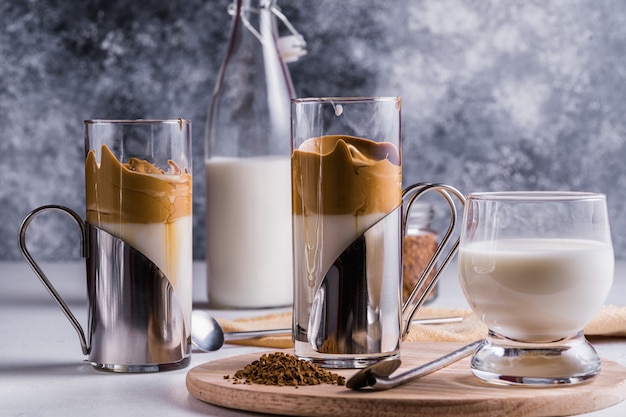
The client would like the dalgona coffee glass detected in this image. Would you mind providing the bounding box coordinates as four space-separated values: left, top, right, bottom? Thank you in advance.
291 97 465 368
19 119 192 372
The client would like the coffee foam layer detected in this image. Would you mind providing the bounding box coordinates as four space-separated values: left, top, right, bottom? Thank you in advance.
86 145 192 225
292 135 401 216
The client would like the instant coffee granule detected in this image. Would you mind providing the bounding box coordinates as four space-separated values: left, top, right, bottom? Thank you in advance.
402 233 438 301
225 352 346 387
402 202 440 303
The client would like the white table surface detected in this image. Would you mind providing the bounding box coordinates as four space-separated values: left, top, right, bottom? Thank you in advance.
1 260 625 417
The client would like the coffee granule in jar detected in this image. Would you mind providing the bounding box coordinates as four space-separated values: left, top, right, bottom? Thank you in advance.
403 234 438 300
403 203 439 303
226 352 346 387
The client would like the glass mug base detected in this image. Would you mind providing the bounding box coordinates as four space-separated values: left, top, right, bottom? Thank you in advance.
294 341 399 369
470 330 601 386
91 356 192 373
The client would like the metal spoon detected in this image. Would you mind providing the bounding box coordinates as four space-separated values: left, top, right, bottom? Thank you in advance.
191 310 290 352
346 340 482 390
191 309 463 352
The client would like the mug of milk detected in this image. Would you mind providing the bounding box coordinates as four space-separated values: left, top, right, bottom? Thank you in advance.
19 119 193 372
458 191 614 385
291 97 465 368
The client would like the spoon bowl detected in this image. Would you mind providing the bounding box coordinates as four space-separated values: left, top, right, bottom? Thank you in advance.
192 310 225 351
346 359 402 390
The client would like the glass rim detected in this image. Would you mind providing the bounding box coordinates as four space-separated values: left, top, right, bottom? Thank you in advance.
467 191 606 201
84 118 190 125
291 96 400 104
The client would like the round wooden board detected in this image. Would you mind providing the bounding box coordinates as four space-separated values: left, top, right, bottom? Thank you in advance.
186 342 626 417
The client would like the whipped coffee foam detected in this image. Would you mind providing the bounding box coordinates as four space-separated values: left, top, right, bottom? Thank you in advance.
292 135 401 217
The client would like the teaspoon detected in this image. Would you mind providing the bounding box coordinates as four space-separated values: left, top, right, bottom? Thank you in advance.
346 340 482 390
191 310 463 352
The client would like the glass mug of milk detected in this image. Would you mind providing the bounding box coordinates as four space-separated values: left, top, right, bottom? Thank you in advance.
18 119 193 372
291 97 465 368
458 192 614 385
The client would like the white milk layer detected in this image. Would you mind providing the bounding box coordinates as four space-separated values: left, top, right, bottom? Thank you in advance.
458 238 614 342
98 216 193 318
205 156 293 308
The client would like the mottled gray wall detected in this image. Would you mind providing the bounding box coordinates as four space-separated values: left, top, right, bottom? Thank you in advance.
2 0 626 261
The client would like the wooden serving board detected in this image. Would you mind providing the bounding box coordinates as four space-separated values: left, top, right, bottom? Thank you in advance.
186 342 626 417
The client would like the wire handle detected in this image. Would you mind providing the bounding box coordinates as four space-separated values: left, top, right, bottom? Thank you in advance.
400 183 466 339
18 205 90 355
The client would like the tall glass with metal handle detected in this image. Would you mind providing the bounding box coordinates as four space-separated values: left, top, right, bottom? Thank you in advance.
291 97 465 368
19 119 193 372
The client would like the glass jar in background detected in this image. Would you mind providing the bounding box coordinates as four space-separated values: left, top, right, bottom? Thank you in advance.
403 202 439 304
204 0 306 308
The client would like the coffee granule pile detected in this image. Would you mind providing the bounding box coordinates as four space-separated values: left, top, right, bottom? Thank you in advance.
225 352 346 387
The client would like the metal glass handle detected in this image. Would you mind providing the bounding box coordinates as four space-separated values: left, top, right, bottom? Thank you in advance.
400 183 466 339
18 205 90 355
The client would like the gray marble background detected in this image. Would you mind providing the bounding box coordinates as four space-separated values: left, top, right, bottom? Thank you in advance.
2 0 626 261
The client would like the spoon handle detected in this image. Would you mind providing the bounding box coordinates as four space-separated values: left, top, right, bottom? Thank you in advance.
224 328 291 341
223 316 463 341
370 340 483 390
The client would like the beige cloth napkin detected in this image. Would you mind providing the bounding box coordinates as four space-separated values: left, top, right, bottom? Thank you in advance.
216 305 626 349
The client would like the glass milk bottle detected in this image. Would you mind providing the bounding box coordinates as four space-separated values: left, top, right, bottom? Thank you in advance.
205 0 305 308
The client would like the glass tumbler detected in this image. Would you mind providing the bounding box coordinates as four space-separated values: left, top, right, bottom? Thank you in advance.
458 191 614 385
